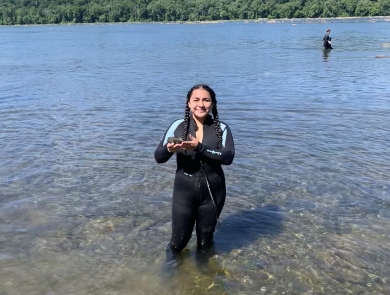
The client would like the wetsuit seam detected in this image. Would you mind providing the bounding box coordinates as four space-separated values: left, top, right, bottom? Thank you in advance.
197 173 202 202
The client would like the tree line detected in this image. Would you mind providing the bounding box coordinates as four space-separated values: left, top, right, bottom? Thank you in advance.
1 0 389 25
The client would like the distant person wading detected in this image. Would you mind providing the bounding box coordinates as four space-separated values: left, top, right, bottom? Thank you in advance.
323 29 333 50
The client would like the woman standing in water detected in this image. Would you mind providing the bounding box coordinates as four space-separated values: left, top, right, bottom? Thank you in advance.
155 84 235 253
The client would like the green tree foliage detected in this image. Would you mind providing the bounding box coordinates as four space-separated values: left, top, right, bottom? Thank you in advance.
379 0 390 15
0 0 388 25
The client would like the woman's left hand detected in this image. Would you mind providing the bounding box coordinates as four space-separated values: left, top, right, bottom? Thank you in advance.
181 134 199 151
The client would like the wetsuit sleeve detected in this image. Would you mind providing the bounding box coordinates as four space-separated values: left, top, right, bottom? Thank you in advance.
154 119 183 163
195 123 235 165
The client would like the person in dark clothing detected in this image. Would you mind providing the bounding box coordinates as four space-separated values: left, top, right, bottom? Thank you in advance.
323 28 333 50
155 84 235 254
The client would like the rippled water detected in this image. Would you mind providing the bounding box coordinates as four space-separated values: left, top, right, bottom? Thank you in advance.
1 18 390 295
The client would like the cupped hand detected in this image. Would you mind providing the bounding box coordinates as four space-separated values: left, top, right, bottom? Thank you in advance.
181 134 199 151
167 142 182 153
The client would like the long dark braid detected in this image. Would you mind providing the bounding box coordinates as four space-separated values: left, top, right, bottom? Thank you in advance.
181 105 190 141
212 106 223 149
183 84 222 148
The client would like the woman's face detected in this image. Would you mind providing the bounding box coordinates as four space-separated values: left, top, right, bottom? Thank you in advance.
188 88 214 121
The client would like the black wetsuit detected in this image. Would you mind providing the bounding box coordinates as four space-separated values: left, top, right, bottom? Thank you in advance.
323 34 333 49
155 115 235 252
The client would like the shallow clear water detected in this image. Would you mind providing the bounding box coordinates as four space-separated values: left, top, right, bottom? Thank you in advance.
1 17 390 295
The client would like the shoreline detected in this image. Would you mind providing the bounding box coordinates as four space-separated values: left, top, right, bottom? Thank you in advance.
1 16 389 27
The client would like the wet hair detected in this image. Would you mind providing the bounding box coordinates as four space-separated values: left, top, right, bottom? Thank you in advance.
181 84 223 149
326 29 331 33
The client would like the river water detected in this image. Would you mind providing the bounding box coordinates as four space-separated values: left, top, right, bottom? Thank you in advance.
1 17 390 295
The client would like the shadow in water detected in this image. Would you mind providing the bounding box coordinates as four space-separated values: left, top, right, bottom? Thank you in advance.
214 204 284 253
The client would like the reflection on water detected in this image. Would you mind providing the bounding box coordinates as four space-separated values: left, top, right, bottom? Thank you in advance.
1 18 390 294
322 48 331 61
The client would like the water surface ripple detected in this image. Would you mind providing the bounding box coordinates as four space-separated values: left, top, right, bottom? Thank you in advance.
1 18 390 295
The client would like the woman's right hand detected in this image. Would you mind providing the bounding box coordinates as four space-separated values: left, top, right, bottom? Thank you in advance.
167 143 182 153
